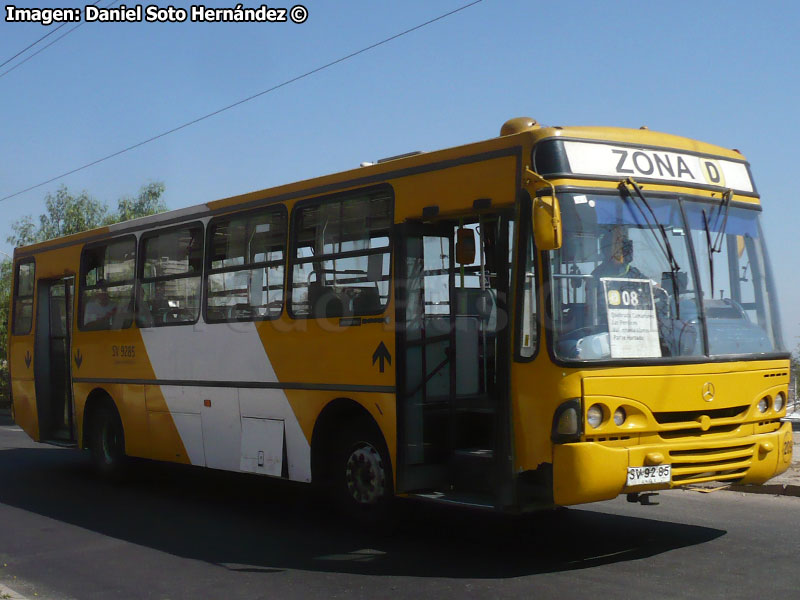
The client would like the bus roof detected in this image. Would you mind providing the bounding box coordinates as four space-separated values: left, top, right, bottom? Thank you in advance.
13 119 756 256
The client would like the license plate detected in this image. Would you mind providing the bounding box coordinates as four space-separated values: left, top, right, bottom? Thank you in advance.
627 465 671 486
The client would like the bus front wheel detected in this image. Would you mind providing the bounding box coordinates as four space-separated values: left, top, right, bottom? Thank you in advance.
90 404 126 476
333 419 394 526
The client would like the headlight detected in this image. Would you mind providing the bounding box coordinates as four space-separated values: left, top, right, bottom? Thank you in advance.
757 397 769 413
587 404 603 429
614 407 627 426
774 392 786 412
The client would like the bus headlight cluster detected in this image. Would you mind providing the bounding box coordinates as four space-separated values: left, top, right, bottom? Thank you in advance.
757 397 769 413
774 392 786 412
587 404 627 428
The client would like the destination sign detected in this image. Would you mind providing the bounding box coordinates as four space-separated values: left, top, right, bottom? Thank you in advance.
601 278 661 359
561 140 755 194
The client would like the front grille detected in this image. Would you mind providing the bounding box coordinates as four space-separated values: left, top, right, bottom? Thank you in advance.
659 423 741 439
669 443 754 484
653 406 748 424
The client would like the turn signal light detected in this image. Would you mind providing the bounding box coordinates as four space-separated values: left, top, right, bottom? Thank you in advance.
552 399 582 443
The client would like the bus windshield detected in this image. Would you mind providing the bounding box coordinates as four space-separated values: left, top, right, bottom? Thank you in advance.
549 192 783 361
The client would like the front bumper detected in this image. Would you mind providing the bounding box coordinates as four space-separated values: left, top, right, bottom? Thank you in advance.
552 421 793 506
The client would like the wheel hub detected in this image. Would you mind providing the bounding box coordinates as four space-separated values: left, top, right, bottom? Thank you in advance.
345 443 385 505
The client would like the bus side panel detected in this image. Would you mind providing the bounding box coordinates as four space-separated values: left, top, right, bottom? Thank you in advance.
390 155 518 219
256 317 397 459
142 384 192 464
134 322 314 480
119 384 149 457
9 332 39 440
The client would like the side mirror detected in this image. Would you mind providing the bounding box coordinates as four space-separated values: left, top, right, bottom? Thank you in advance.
456 227 476 265
533 194 562 251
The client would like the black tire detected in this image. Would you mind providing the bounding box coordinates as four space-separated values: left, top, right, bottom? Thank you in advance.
89 404 126 477
331 418 394 528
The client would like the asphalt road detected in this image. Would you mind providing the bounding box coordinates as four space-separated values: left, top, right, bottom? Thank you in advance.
1 415 799 600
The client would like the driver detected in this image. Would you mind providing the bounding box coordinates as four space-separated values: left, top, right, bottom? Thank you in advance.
592 226 647 280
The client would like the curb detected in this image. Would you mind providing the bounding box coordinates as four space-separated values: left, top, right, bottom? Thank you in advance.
727 483 800 498
0 582 29 600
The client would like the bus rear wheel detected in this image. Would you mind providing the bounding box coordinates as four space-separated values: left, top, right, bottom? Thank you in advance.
90 404 126 476
333 420 394 527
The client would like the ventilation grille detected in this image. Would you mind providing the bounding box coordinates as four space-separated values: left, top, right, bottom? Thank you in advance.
669 443 755 484
659 423 740 439
653 405 748 424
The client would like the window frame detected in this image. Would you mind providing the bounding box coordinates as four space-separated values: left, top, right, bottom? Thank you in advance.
11 257 36 336
288 184 394 320
203 204 288 324
77 235 137 332
137 221 205 328
514 191 540 362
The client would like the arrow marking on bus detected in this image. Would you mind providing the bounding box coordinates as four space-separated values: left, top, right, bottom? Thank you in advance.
74 349 83 369
24 350 31 369
372 342 391 373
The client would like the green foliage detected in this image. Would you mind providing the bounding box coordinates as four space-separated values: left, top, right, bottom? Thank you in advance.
110 182 167 224
8 187 108 247
7 182 167 248
0 182 166 406
0 259 10 405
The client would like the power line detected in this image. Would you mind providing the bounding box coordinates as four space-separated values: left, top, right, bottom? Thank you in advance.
0 1 484 204
0 22 70 70
0 0 113 81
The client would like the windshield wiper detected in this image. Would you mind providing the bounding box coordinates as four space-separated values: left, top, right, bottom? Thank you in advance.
619 178 682 318
701 189 733 299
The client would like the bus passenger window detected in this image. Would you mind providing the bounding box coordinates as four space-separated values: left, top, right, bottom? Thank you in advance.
12 260 35 335
290 189 392 318
138 224 203 327
206 207 287 322
79 238 136 331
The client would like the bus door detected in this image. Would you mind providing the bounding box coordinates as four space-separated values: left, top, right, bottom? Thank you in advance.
395 215 511 500
34 277 76 444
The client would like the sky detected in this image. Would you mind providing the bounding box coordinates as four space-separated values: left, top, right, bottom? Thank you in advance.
1 0 800 348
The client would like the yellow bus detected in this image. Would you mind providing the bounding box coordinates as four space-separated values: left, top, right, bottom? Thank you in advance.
7 117 793 519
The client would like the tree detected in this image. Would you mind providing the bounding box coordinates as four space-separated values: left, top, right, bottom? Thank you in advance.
7 186 108 247
790 345 800 414
0 258 11 406
0 182 166 406
110 182 167 224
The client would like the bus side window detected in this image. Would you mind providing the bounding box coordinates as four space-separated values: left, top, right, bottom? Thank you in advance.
79 238 136 331
206 206 287 322
290 188 393 319
12 259 35 335
138 224 204 327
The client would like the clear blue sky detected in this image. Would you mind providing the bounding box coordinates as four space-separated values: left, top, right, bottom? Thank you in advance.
2 0 799 348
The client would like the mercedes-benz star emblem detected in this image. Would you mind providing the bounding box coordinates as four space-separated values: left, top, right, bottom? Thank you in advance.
702 382 715 403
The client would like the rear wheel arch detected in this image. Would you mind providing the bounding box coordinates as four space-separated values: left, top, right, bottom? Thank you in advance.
311 397 395 525
310 398 391 483
81 388 123 450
